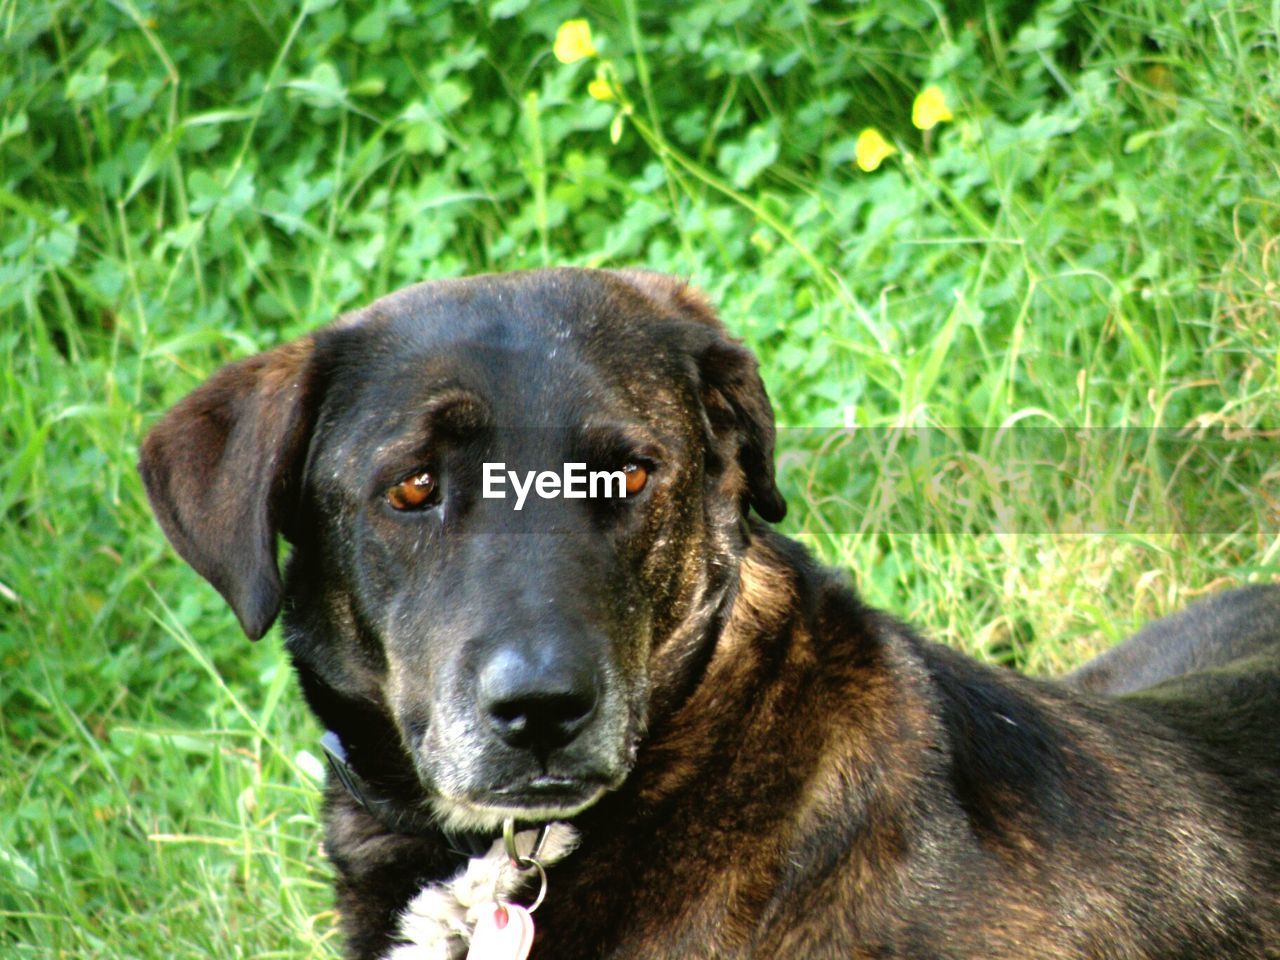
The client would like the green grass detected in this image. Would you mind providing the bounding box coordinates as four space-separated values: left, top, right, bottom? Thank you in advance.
2 0 1278 955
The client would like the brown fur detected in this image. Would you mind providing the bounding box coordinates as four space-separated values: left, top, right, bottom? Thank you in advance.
139 268 1280 959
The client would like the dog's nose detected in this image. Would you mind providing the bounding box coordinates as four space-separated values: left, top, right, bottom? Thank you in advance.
477 645 599 751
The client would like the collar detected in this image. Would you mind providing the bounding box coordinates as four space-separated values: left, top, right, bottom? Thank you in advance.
319 730 495 858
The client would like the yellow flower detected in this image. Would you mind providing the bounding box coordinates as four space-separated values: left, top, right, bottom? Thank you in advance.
554 19 597 64
912 85 954 131
855 128 896 172
588 67 614 101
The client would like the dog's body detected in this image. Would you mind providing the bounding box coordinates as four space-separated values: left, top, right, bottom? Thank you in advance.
140 269 1280 959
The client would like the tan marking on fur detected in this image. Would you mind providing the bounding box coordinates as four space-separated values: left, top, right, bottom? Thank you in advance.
609 270 723 331
257 335 314 391
723 539 798 640
640 539 804 804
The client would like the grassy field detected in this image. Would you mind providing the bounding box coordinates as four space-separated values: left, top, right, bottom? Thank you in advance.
2 0 1278 955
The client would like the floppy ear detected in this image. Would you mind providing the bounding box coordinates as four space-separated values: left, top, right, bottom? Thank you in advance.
695 337 787 523
609 269 786 523
138 338 317 640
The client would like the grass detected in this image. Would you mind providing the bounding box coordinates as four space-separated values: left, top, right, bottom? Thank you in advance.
2 0 1278 955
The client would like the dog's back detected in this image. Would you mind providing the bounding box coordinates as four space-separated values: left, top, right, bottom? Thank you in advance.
1061 585 1280 925
1066 584 1280 694
1066 584 1280 813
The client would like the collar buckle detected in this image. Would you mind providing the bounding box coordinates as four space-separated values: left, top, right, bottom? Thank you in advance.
320 730 374 811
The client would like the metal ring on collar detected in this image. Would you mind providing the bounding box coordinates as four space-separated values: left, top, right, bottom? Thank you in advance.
521 856 549 913
502 817 551 869
501 818 550 914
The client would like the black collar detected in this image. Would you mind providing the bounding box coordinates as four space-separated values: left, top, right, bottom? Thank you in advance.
319 730 496 859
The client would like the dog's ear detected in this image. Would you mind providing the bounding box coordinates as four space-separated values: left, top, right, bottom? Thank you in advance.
694 337 787 523
138 338 317 640
609 270 786 523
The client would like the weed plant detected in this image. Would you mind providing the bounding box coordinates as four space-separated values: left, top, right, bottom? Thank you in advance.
2 0 1277 954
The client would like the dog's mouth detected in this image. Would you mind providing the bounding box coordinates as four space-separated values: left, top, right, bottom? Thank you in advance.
431 773 618 834
491 774 603 805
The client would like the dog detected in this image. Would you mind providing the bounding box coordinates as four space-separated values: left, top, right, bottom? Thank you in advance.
139 268 1280 959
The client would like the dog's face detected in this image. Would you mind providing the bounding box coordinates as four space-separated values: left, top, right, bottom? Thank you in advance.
139 269 784 833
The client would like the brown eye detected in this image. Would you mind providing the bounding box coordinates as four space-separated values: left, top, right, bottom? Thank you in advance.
623 462 648 496
386 471 438 510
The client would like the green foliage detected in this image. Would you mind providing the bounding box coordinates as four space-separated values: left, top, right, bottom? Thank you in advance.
2 0 1278 955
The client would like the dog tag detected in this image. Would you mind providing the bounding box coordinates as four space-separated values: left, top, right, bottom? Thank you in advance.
466 902 535 960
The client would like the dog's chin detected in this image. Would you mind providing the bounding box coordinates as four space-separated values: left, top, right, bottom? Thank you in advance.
431 784 609 835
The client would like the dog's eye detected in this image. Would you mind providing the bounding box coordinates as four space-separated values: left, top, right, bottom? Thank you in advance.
623 463 648 496
386 471 439 510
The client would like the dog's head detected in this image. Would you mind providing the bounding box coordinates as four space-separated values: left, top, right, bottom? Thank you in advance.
139 268 784 833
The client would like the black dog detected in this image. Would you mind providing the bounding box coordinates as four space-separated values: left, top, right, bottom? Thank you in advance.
140 269 1280 958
